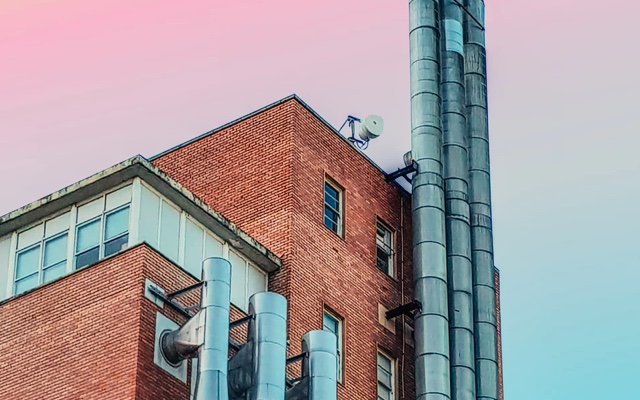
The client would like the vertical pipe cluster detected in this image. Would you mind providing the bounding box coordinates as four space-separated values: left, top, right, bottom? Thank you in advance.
463 1 498 399
410 0 498 399
440 1 476 399
409 0 451 399
194 258 232 400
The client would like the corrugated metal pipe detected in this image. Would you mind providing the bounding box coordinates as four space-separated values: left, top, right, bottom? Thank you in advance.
161 257 232 400
440 1 476 400
228 292 288 400
409 0 452 399
463 0 499 399
285 330 338 400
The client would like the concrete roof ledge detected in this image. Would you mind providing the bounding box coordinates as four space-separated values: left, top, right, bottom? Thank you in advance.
0 155 282 273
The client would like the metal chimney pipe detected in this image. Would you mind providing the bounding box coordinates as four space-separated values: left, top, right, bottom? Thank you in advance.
247 292 288 400
285 330 338 400
302 330 338 400
194 257 232 400
228 292 288 400
409 0 452 399
463 1 499 399
440 1 476 400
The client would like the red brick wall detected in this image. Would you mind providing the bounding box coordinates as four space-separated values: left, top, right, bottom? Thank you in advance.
0 244 252 400
154 98 415 399
0 245 180 399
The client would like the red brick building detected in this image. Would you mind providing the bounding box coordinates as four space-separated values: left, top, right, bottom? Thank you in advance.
0 95 502 399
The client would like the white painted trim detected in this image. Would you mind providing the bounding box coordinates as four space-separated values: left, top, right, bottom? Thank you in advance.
6 232 17 298
129 178 142 246
66 206 77 275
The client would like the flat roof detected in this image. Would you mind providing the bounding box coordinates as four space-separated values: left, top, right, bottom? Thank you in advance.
0 156 282 273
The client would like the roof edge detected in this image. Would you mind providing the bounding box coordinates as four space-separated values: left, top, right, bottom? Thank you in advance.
0 156 282 272
149 93 410 195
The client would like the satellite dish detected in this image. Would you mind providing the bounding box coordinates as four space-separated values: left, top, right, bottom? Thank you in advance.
358 115 384 141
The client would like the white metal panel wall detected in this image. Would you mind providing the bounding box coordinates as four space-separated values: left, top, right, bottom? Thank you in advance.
138 184 161 248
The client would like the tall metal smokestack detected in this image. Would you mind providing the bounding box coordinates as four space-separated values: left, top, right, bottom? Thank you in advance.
463 1 499 399
409 0 452 399
440 1 476 400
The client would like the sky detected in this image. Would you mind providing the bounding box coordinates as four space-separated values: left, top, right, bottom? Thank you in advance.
1 0 639 398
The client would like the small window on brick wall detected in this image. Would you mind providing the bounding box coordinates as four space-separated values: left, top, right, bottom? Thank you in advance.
377 351 395 400
376 220 394 277
323 309 344 383
324 178 344 237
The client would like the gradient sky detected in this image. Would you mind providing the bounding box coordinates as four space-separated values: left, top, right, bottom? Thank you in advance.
1 1 639 398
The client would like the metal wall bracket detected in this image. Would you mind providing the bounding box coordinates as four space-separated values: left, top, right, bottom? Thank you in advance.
385 300 422 320
385 161 418 183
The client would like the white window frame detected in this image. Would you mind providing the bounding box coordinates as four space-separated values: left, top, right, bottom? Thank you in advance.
74 188 132 270
323 309 344 383
12 219 71 295
377 350 396 400
376 220 394 277
323 178 344 237
229 247 268 312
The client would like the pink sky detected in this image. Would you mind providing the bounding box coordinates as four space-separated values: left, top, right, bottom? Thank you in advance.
2 1 640 399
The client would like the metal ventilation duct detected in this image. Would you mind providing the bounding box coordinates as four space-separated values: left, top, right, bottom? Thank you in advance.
161 257 232 400
409 0 452 399
463 0 499 399
285 330 338 400
229 292 288 400
440 1 476 399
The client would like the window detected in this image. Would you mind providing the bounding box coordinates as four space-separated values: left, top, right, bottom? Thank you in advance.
376 221 394 276
74 188 131 270
377 351 395 400
324 179 344 236
13 214 70 295
323 309 344 382
229 249 267 312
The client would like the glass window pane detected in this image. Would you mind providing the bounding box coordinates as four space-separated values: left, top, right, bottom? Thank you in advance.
15 274 39 295
105 185 132 212
184 219 204 278
104 234 129 257
377 248 389 274
75 247 99 270
43 261 66 283
44 234 68 267
77 197 104 223
159 202 180 263
76 220 101 253
247 264 266 299
105 207 129 240
323 313 339 336
139 186 160 248
229 250 247 311
205 234 224 259
16 246 40 280
45 212 70 238
17 224 44 250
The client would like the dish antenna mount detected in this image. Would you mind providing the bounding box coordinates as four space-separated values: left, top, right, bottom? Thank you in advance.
338 114 384 150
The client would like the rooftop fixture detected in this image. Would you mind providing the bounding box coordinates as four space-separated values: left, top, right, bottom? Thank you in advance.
338 114 384 150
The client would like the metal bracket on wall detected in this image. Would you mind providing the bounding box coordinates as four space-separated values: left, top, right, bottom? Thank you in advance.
385 300 422 320
385 161 418 183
